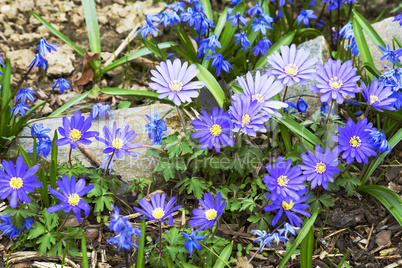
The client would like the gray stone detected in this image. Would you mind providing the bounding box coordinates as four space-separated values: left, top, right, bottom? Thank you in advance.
366 17 402 72
8 104 184 189
227 36 330 113
46 44 76 77
0 5 18 20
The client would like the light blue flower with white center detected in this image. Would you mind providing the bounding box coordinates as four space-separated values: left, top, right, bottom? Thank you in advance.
28 53 48 70
31 123 51 139
182 231 207 257
252 17 272 35
227 12 247 28
36 37 58 57
251 37 272 57
366 129 391 154
91 103 114 119
198 34 221 58
145 110 167 145
251 230 288 251
278 222 298 237
205 53 233 76
16 88 37 104
379 44 402 66
246 3 264 16
297 9 317 26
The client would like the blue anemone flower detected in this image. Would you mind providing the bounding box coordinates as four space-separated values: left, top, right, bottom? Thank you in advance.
52 78 71 94
182 231 207 257
133 192 182 225
264 190 311 227
189 192 226 230
16 88 37 104
362 79 396 112
264 156 306 202
191 107 235 152
55 110 99 149
332 118 377 164
0 156 41 208
47 175 94 223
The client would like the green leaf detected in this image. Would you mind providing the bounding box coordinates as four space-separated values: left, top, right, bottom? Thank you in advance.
213 241 233 268
357 185 402 225
82 0 101 54
181 263 199 268
214 8 228 38
27 222 45 239
300 220 314 268
82 230 89 268
29 11 85 56
137 218 146 268
200 0 213 20
102 42 176 74
352 16 374 80
319 194 335 208
50 90 91 117
100 88 174 105
274 115 323 149
196 64 226 108
278 209 319 268
37 233 57 256
362 62 381 77
352 10 386 49
118 101 131 109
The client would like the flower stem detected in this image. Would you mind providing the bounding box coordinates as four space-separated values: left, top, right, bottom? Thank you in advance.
105 151 115 176
68 148 73 169
325 99 334 124
176 106 187 136
57 210 72 232
334 163 352 181
243 250 258 268
364 105 371 118
282 86 288 102
158 221 163 255
138 145 168 155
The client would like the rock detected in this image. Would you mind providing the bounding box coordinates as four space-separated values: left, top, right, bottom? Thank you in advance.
0 5 18 20
6 49 37 86
8 104 185 190
113 0 126 5
85 228 99 241
225 36 330 113
375 230 391 247
367 17 402 72
45 44 76 77
10 33 43 49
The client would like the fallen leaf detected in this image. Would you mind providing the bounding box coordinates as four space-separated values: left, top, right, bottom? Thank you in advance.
74 52 100 87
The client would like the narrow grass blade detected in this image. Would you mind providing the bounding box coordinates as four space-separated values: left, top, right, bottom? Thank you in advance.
352 17 374 80
300 221 314 268
49 91 91 117
81 0 101 54
102 42 176 74
50 130 58 190
100 88 174 105
352 10 386 49
29 10 85 56
136 218 146 268
81 230 89 268
278 209 319 268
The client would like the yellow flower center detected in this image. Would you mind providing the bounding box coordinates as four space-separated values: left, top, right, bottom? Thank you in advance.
282 200 294 210
284 64 298 76
112 138 123 150
68 194 81 206
252 94 264 102
315 162 327 174
349 136 361 148
169 80 183 92
205 209 218 221
9 177 23 190
370 95 379 105
242 114 250 125
277 175 288 187
329 77 343 90
152 208 165 219
210 124 222 136
69 129 82 141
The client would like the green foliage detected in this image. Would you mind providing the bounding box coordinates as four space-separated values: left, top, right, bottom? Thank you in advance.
176 177 211 199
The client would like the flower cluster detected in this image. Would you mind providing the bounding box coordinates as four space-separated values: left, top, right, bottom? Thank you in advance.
340 23 359 56
29 37 58 70
91 103 114 119
29 123 52 157
0 215 33 239
107 205 142 250
10 87 36 117
145 111 167 145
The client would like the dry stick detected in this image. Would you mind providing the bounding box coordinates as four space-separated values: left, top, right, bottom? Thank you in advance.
68 148 73 169
176 106 187 135
138 145 168 155
364 105 371 118
104 23 141 68
105 151 115 175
